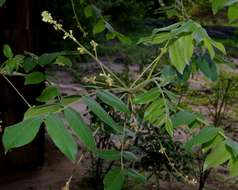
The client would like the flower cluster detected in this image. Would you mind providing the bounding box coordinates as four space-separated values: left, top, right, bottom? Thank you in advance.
185 175 197 185
63 30 73 40
83 76 97 84
100 73 113 86
41 11 53 23
90 40 98 52
42 11 63 31
77 47 85 54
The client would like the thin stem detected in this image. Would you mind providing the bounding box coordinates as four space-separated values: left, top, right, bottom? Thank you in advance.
130 55 160 88
120 121 126 170
64 126 100 187
70 0 87 37
64 28 127 88
147 44 168 80
153 79 169 116
2 75 31 108
130 43 168 89
64 153 85 187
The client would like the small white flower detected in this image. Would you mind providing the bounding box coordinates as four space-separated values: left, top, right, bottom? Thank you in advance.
41 11 53 23
77 47 85 54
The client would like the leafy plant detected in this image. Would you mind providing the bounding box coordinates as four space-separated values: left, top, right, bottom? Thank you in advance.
1 1 238 190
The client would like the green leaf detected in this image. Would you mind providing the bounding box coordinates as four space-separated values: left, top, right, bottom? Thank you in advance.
123 151 138 161
84 5 93 18
203 38 215 59
3 117 43 152
152 22 182 34
3 44 13 59
106 32 117 40
93 19 105 35
202 133 224 153
171 20 198 35
55 55 72 66
138 33 171 45
144 99 164 122
185 126 219 151
38 52 63 66
171 111 197 128
211 0 227 14
133 88 161 104
0 0 6 7
104 168 124 190
204 141 231 170
97 90 130 114
169 34 194 74
36 86 59 102
116 33 132 45
45 114 77 161
64 108 96 151
228 5 238 22
210 40 226 55
196 53 218 81
3 58 22 74
96 150 121 160
126 169 146 183
226 138 238 157
83 96 123 133
165 118 173 137
23 57 38 72
228 158 238 176
24 103 62 120
24 72 46 85
61 95 81 106
193 27 209 44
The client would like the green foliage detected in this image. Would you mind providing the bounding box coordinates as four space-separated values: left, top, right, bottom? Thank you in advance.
211 0 228 14
126 169 146 183
169 34 194 73
103 168 124 190
228 158 238 176
171 110 197 128
2 1 238 190
97 90 130 114
45 114 78 161
24 72 46 85
133 88 161 104
38 52 64 67
185 125 238 175
93 19 106 35
140 129 196 184
195 53 218 81
96 149 121 160
0 0 6 7
36 86 60 102
139 19 226 75
210 0 238 23
185 126 220 151
204 140 230 170
3 117 43 153
228 5 238 22
64 108 96 151
55 55 72 66
82 96 123 133
3 44 13 59
24 103 62 120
